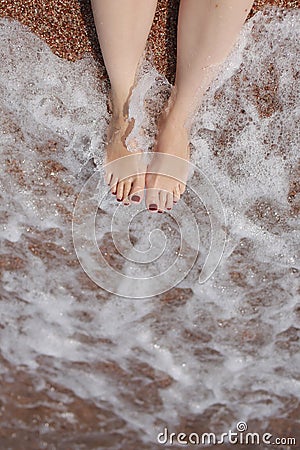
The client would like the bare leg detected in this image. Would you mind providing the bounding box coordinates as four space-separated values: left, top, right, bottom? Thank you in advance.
91 0 157 204
146 0 253 212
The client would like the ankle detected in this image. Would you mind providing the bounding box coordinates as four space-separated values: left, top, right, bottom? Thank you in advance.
168 84 206 132
159 106 191 137
109 88 134 119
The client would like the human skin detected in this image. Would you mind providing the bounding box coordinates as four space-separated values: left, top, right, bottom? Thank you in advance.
91 0 254 212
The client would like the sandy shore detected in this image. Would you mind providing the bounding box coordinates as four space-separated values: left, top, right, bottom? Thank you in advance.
0 0 299 81
0 2 299 449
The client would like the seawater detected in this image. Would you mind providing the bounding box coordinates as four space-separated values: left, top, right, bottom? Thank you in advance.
0 7 299 449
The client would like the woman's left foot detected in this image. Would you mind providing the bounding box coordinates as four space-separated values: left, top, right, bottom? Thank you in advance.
145 112 190 213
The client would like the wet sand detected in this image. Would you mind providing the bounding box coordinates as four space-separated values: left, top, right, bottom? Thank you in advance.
0 1 299 450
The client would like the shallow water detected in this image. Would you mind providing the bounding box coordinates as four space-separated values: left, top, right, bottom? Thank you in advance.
0 7 299 450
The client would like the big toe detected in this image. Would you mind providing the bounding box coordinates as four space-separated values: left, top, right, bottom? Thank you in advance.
130 174 145 204
179 182 186 195
146 188 159 212
158 190 168 213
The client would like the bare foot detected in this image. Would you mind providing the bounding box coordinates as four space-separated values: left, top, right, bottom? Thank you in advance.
145 112 190 213
104 114 146 205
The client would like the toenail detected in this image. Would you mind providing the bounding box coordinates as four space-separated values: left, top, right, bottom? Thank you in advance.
149 204 157 211
167 207 171 210
158 210 163 213
112 191 116 195
131 195 140 202
124 202 129 206
117 198 122 202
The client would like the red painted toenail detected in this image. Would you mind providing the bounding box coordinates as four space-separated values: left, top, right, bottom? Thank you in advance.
149 204 157 211
132 195 140 202
117 198 122 202
158 210 163 213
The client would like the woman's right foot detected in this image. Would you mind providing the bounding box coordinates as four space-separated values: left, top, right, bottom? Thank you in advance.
104 113 146 205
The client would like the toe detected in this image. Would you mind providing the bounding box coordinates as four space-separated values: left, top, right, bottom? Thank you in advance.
131 175 145 203
130 188 144 204
131 192 143 203
166 193 173 210
159 190 167 212
110 176 118 196
146 189 159 212
130 186 144 203
173 186 180 204
123 197 131 206
116 181 125 201
179 182 186 195
123 180 133 201
106 172 113 185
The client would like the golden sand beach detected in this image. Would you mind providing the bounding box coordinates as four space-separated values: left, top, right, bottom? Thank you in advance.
0 0 298 80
